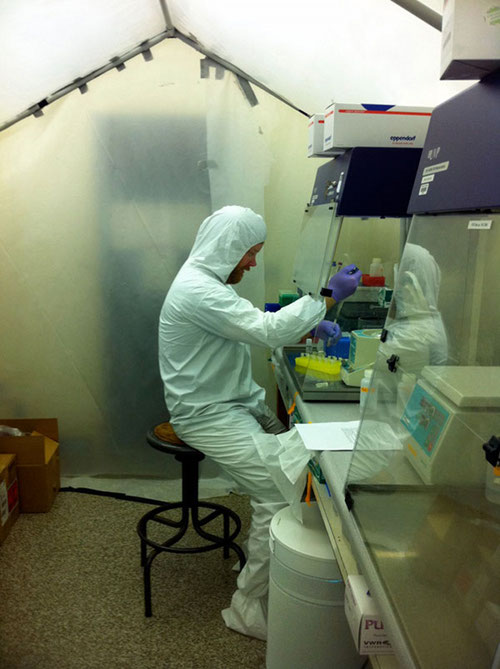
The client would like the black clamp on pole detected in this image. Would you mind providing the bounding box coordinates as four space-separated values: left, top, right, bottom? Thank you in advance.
483 435 500 468
386 354 399 373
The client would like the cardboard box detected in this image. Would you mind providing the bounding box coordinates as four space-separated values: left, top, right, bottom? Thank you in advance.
0 453 20 545
323 103 432 152
344 574 393 655
307 113 342 157
441 0 500 80
0 419 60 512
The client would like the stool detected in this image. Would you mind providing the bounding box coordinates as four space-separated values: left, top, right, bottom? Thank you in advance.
137 422 246 617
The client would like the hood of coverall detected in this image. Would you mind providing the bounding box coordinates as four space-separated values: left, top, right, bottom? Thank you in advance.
394 243 442 318
187 206 267 283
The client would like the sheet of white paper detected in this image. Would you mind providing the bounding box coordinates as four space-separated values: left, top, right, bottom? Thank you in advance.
295 421 361 451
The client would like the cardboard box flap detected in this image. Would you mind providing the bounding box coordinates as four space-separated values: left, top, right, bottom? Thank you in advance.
0 418 58 441
0 424 59 467
0 453 16 470
33 434 59 465
0 435 46 465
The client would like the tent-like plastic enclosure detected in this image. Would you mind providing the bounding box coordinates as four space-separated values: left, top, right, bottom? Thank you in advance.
0 0 471 495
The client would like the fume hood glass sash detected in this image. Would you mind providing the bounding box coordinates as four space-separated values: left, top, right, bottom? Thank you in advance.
345 212 500 669
292 203 341 299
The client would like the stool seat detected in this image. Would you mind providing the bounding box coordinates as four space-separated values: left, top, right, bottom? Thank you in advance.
137 421 246 617
147 422 202 458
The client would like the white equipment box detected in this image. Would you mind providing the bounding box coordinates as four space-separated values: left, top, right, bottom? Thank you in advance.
308 113 343 157
441 0 500 80
323 103 432 152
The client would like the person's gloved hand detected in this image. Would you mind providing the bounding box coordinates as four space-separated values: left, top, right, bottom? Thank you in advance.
327 264 362 302
313 320 342 343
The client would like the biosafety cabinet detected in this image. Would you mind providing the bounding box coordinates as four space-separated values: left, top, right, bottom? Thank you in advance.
343 72 500 668
292 146 421 300
289 147 421 401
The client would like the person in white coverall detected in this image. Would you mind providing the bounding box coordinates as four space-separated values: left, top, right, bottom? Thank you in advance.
381 242 448 371
158 205 361 640
348 242 448 484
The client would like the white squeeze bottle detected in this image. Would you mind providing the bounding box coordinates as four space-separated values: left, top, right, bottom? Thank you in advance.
369 258 384 277
360 369 377 410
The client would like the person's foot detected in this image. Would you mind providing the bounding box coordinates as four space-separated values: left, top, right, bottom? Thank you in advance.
221 590 267 640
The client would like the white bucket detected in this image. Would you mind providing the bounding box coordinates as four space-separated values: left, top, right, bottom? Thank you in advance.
266 502 363 669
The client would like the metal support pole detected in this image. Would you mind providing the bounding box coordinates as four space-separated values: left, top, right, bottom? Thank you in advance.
390 0 442 31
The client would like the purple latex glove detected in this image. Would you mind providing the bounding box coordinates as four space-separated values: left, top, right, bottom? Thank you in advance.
327 264 362 302
314 320 342 343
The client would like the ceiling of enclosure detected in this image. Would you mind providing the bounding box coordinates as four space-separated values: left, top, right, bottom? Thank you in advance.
0 0 471 130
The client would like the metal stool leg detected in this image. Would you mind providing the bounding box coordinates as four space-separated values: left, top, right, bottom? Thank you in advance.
178 454 200 507
223 511 230 559
138 438 247 617
144 549 158 617
140 534 147 567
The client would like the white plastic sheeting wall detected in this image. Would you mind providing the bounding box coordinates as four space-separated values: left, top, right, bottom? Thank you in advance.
0 0 473 498
0 38 320 497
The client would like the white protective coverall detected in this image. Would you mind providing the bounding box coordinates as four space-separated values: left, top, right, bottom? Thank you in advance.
381 242 448 371
348 243 448 484
158 206 326 640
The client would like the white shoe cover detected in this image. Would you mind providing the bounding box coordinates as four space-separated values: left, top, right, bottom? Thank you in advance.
232 537 248 571
221 590 268 641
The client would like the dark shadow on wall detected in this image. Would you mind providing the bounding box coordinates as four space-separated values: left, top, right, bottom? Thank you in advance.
95 114 212 477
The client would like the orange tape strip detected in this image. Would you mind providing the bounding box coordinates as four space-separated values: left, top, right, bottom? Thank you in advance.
305 471 312 506
287 391 299 415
